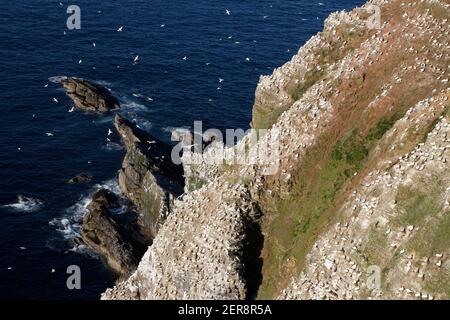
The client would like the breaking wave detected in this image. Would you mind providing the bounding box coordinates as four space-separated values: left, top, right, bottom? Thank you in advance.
48 179 125 253
2 196 44 213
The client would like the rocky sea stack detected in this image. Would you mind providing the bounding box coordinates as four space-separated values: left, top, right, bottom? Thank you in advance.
81 189 147 274
60 77 120 112
79 114 185 274
115 114 184 238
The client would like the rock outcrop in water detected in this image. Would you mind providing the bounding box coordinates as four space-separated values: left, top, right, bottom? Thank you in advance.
67 173 92 184
81 114 186 273
103 0 450 300
60 77 120 112
81 189 148 274
115 114 184 238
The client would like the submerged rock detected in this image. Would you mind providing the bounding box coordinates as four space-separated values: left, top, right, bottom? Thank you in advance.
67 173 92 184
60 77 120 112
81 189 148 274
115 114 184 238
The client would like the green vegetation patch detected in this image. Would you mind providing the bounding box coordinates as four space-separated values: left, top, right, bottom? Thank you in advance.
258 113 400 298
394 181 444 227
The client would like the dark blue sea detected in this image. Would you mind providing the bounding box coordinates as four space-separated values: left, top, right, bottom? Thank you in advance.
0 0 365 299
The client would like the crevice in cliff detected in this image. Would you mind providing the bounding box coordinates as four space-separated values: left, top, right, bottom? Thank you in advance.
241 207 264 300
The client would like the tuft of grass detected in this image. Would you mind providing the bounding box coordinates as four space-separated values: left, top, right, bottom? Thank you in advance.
187 175 207 192
252 105 286 131
287 69 324 102
395 182 444 227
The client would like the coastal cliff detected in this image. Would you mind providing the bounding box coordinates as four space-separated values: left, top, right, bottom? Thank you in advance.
102 0 450 299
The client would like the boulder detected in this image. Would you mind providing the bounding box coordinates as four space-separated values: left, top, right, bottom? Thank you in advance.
115 114 184 238
67 173 92 184
81 189 148 274
60 77 120 112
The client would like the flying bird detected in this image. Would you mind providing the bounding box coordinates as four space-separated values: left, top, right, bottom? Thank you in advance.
182 56 187 60
93 42 96 47
108 129 113 136
219 78 224 83
225 9 231 15
53 97 58 103
78 59 82 64
46 132 54 137
134 55 139 63
68 107 75 112
117 26 124 32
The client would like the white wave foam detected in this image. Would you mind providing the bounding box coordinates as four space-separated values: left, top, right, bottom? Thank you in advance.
49 179 124 253
93 80 113 88
120 100 147 111
48 75 68 83
103 141 124 151
131 118 152 131
161 126 176 133
3 196 44 213
92 115 115 124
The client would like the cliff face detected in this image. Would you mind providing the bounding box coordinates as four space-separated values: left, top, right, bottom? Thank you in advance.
115 115 184 238
103 0 450 300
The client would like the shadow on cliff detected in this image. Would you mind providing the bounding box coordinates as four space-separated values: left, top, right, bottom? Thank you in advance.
241 209 264 300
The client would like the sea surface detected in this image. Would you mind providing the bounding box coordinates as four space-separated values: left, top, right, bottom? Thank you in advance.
0 0 365 299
